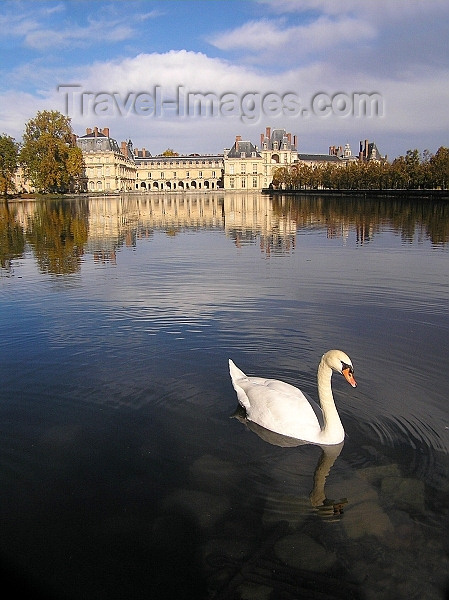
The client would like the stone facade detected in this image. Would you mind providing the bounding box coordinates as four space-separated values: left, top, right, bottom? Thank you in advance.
223 127 298 190
76 127 136 192
133 153 223 191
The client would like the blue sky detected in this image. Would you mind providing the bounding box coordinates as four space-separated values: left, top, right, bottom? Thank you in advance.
1 0 449 158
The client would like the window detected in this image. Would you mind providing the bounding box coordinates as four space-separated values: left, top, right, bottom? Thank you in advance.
199 171 202 178
240 163 246 174
241 178 246 188
252 177 257 188
161 172 164 179
252 163 257 174
229 164 234 175
230 177 235 189
148 172 152 178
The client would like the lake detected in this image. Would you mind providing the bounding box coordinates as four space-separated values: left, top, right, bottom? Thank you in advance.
1 192 449 600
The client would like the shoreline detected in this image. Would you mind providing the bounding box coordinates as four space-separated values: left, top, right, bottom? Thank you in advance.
262 188 449 199
5 188 449 201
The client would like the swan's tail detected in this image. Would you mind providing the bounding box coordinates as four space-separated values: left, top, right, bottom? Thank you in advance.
228 360 251 410
228 359 247 383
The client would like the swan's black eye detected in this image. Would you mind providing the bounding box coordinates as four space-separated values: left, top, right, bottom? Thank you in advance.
341 362 353 374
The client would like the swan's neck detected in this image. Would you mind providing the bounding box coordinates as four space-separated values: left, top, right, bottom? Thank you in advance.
317 358 344 444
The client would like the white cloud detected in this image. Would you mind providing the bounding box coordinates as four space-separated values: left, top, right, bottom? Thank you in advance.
24 19 134 50
209 15 376 59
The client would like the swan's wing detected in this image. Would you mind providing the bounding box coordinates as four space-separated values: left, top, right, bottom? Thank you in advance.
234 376 322 440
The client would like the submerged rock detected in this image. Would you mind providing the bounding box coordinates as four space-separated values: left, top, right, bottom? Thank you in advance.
381 476 425 514
357 463 401 485
342 500 393 539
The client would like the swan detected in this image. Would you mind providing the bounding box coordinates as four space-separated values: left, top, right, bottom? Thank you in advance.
229 350 357 445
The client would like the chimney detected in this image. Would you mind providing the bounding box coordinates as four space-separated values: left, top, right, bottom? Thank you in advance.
86 128 92 135
134 149 138 156
121 141 127 155
287 133 291 144
260 133 264 147
293 135 297 148
94 126 98 137
235 135 241 150
266 126 271 140
102 127 109 137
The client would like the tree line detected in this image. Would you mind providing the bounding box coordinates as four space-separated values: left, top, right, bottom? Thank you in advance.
0 110 83 197
272 147 449 191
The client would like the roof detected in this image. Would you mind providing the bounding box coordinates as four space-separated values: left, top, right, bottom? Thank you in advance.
298 153 342 162
227 140 261 159
79 132 107 139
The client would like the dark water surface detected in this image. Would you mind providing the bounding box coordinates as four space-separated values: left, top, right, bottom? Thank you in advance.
1 193 449 599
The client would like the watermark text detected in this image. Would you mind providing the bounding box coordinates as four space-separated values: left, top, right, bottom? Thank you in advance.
58 85 384 123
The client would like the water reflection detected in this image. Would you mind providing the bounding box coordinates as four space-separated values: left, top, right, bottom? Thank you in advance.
2 192 449 275
232 405 346 518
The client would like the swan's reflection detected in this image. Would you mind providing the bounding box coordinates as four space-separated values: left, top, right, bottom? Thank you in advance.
232 406 347 519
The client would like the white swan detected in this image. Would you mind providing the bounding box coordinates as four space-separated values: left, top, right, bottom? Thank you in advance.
229 350 357 445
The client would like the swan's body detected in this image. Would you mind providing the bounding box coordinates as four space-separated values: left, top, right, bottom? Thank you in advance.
229 350 357 445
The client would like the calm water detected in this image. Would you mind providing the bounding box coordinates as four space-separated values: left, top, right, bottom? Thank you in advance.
1 193 449 600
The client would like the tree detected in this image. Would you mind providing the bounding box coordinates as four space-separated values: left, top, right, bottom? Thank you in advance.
0 134 19 197
272 166 292 189
66 145 84 192
20 110 83 193
430 146 449 189
161 148 179 157
404 149 422 189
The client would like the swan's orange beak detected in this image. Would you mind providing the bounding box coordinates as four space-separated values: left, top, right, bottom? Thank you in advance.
342 367 357 388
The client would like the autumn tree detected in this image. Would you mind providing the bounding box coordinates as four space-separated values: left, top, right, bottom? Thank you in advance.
430 146 449 189
404 149 422 189
161 148 179 157
20 110 83 193
0 134 20 197
272 166 292 189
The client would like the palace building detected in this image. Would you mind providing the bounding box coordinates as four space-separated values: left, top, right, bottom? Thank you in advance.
223 127 298 190
71 126 383 194
75 126 300 193
133 151 223 192
76 127 136 192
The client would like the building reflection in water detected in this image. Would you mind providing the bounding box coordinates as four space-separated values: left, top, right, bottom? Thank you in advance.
2 192 449 275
